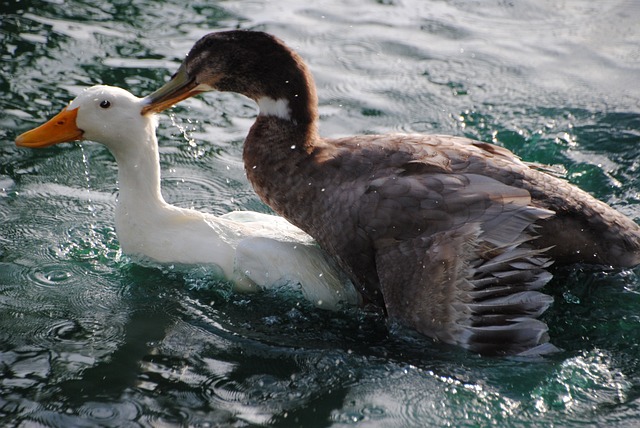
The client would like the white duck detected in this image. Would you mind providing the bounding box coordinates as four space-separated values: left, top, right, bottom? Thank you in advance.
15 85 360 309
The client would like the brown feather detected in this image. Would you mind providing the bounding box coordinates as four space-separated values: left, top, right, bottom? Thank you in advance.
147 30 640 355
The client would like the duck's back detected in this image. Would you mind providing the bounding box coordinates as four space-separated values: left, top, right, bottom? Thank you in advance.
297 134 640 273
250 133 640 353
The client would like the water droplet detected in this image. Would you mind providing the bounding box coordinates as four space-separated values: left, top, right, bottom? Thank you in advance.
79 146 96 218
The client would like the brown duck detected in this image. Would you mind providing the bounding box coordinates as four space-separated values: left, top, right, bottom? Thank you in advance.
141 30 640 355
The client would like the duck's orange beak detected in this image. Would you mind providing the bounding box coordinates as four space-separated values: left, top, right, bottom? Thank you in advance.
15 106 82 148
141 62 207 115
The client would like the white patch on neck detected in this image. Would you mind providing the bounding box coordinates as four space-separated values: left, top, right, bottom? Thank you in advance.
257 97 291 120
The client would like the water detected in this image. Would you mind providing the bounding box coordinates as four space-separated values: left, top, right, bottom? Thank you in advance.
2 0 640 425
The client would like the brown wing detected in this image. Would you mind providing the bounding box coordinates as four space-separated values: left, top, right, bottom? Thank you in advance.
362 168 555 355
304 133 639 354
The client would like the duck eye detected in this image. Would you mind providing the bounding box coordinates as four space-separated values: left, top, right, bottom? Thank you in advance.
99 100 111 109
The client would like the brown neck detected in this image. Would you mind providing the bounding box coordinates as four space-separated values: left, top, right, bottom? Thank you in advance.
243 116 320 216
241 36 322 207
250 45 320 131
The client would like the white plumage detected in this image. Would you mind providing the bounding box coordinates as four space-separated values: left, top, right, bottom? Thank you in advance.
16 85 360 310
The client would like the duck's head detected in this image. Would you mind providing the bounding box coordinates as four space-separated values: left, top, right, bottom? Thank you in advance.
16 85 155 150
142 30 317 122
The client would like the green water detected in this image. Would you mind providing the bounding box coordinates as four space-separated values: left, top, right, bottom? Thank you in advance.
2 0 640 426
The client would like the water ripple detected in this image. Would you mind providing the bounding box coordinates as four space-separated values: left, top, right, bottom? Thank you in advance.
201 374 280 425
35 318 83 343
3 0 640 426
332 363 523 427
58 224 122 266
162 171 233 213
25 263 80 289
23 399 142 428
531 349 632 421
77 400 142 426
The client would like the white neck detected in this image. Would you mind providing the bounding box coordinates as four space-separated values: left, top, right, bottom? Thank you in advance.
110 120 166 211
108 121 235 273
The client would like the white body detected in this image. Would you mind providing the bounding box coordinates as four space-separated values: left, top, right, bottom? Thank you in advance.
68 86 359 309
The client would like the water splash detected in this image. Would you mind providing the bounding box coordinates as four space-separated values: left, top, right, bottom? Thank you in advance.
60 146 124 266
169 113 205 158
79 145 96 217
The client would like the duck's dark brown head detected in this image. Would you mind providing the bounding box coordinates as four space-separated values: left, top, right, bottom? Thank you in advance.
142 30 318 124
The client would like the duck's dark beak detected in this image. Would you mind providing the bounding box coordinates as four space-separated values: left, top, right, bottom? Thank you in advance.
141 62 207 115
16 106 83 148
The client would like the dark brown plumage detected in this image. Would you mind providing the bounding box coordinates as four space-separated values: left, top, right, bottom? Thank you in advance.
142 30 640 355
